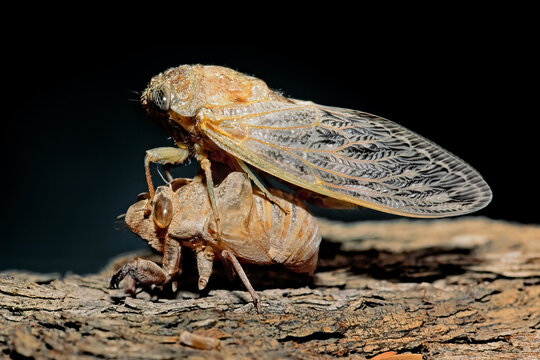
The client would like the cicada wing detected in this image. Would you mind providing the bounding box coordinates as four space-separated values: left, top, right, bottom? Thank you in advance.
202 100 492 217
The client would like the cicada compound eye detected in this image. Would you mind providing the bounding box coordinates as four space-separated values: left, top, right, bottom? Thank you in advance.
150 84 171 112
152 193 173 229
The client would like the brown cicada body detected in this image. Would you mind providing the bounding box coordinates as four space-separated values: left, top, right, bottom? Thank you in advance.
110 171 321 311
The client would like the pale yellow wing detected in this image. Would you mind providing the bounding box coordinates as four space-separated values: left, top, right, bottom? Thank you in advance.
200 99 492 218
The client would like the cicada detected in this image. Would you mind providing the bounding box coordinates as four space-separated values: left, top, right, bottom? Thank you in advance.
141 65 491 218
110 171 321 312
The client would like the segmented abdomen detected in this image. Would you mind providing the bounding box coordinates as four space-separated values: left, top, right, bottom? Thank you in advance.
253 189 321 274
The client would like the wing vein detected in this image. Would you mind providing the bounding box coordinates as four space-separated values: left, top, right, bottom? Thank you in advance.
247 137 385 184
200 99 491 218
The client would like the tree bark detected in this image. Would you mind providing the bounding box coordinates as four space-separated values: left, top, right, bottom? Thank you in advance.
1 218 539 359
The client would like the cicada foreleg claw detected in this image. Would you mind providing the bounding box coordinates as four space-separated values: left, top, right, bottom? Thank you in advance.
109 258 169 295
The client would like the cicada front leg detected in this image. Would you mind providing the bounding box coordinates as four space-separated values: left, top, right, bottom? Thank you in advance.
143 145 190 216
110 258 168 295
110 239 182 295
145 144 224 240
144 145 190 197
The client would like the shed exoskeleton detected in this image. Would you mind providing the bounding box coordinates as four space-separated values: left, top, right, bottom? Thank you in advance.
110 171 321 312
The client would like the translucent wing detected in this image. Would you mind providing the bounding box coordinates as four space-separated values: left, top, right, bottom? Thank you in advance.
201 100 492 217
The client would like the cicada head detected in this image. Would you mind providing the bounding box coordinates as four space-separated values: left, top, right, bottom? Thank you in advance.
125 185 177 252
142 65 273 119
141 65 205 118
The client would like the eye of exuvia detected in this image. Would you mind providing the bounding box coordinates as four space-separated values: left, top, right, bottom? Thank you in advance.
151 85 170 112
153 193 173 229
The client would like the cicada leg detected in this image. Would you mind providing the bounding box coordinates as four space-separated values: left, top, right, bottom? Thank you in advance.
110 258 167 294
195 245 215 290
143 146 190 216
110 239 182 295
146 143 223 240
221 250 262 313
198 157 223 241
162 239 182 292
144 146 190 197
234 158 289 215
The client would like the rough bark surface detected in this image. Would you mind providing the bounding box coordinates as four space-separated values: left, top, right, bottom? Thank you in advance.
1 218 539 359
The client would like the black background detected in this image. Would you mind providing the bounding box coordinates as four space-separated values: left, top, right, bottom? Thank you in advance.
1 23 535 274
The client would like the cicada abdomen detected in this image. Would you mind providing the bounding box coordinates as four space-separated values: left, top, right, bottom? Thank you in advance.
207 172 321 275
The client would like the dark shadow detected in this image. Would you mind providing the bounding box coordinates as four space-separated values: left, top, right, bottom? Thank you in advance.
176 248 315 295
315 239 477 283
178 238 479 295
110 237 481 299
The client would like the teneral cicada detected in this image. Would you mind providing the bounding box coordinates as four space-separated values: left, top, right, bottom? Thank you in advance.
140 65 491 218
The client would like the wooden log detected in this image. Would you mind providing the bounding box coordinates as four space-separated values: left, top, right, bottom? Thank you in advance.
1 218 539 359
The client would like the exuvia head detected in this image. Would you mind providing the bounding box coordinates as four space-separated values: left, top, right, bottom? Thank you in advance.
144 180 190 231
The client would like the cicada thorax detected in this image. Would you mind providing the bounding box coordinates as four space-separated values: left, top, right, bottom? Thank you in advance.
195 65 272 107
149 64 273 117
144 65 285 160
